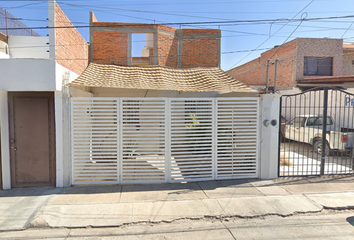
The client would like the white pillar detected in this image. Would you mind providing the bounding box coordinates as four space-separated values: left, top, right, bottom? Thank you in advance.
55 91 64 187
0 91 11 189
62 85 72 187
260 94 281 179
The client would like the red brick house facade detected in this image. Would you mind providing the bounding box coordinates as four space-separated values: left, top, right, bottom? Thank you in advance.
227 38 354 90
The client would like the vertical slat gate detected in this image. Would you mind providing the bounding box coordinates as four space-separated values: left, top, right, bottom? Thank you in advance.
71 97 260 185
216 98 259 179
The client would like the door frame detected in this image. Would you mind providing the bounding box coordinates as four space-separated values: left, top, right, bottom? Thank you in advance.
8 92 56 188
0 127 2 190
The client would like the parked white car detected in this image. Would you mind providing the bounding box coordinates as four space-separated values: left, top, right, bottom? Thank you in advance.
284 115 354 155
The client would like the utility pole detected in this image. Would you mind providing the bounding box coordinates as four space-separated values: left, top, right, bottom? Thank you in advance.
274 59 279 93
265 59 270 94
5 10 8 36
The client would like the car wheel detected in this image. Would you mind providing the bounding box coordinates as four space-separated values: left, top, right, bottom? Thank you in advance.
314 140 330 156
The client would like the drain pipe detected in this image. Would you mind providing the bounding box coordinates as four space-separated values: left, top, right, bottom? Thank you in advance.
265 59 270 94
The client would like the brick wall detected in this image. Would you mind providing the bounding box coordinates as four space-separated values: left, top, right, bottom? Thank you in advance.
54 3 88 75
296 38 343 80
227 58 264 86
182 37 219 68
262 40 297 88
342 49 354 75
92 31 128 65
227 39 298 88
90 22 220 68
227 38 353 89
157 32 178 68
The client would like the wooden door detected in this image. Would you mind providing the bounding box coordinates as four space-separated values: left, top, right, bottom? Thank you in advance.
8 92 56 188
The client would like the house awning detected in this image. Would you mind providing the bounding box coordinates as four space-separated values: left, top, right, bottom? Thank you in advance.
297 75 354 84
68 63 258 94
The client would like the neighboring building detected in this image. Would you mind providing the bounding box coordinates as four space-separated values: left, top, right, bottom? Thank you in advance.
0 1 88 189
227 38 354 91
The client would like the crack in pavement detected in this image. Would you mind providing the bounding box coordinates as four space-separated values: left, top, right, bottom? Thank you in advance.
24 207 354 231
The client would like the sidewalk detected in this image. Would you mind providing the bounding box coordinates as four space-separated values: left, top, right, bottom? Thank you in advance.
0 175 354 231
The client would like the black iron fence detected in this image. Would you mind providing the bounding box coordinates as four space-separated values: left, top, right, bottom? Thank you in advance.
0 7 40 37
279 87 354 176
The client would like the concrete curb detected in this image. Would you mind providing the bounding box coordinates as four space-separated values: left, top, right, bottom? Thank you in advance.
35 194 324 228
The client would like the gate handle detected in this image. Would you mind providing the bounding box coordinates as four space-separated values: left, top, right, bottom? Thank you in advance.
271 119 277 126
263 120 270 127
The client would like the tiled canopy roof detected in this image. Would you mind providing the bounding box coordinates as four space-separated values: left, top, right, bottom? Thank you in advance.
69 63 258 93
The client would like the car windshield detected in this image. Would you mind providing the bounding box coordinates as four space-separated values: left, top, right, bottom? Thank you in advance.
288 117 305 128
306 117 333 126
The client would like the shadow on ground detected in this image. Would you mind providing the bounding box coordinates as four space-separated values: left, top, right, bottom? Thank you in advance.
0 175 353 197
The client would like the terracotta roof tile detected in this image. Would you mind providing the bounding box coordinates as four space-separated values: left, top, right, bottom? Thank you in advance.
69 63 258 93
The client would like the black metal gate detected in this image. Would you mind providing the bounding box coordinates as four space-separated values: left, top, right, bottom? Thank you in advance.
279 87 354 176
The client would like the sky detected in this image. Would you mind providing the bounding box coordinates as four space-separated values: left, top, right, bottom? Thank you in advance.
0 0 354 70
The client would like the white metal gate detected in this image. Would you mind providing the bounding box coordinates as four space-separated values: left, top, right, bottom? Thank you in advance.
71 98 259 185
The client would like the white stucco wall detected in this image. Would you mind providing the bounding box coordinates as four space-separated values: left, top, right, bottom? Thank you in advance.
260 94 281 179
89 87 259 98
0 59 56 91
8 36 49 59
0 58 81 188
56 63 79 90
0 59 79 91
0 91 11 189
0 52 9 59
91 87 221 98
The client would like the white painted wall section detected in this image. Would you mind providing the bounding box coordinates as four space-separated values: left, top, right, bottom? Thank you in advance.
0 41 9 58
8 36 49 59
55 91 64 187
0 91 11 189
260 94 281 179
0 52 9 59
0 59 56 91
55 63 79 91
91 87 220 98
0 59 78 91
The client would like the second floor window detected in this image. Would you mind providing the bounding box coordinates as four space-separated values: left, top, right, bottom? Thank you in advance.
304 57 333 76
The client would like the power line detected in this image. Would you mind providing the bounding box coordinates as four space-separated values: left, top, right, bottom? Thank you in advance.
228 0 315 70
5 40 275 55
340 20 354 38
269 12 308 60
57 1 238 21
1 14 354 31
